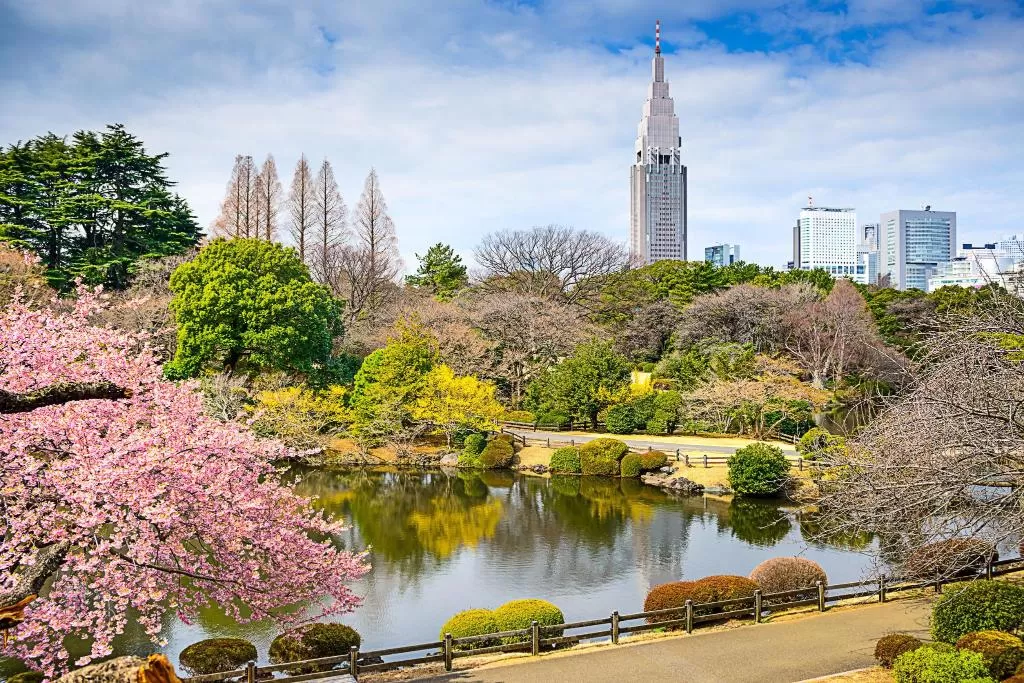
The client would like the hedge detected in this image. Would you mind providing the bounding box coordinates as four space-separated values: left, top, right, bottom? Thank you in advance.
727 442 789 496
892 643 994 683
749 557 827 601
579 438 630 476
549 446 582 474
463 433 487 456
492 599 565 644
479 438 514 469
643 581 698 627
874 634 923 668
639 450 667 470
956 630 1024 679
620 453 643 478
179 638 257 676
440 608 500 650
269 624 361 674
931 580 1024 643
690 575 759 613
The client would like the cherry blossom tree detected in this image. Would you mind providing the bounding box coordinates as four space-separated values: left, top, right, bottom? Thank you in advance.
0 288 368 677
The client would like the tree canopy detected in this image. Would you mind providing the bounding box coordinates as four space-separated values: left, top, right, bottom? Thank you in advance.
405 242 468 300
165 238 342 378
0 124 201 289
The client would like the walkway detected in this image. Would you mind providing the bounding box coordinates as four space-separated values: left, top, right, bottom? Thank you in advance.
424 599 932 683
504 429 797 456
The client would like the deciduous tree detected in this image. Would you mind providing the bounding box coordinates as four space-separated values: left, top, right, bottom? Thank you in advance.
287 155 316 263
411 365 504 447
309 159 347 284
255 154 282 241
212 154 258 239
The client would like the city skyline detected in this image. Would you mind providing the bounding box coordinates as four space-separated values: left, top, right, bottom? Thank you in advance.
2 2 1022 271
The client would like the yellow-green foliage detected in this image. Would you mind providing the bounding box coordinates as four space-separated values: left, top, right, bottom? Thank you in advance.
620 453 643 477
439 608 500 649
179 638 257 676
549 447 582 474
269 624 361 674
412 365 504 445
956 630 1024 680
579 438 630 476
479 438 514 468
6 672 44 683
492 599 565 644
249 385 348 449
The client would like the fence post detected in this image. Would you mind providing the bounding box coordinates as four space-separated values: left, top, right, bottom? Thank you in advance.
703 454 708 468
349 644 360 677
534 421 538 432
987 557 994 580
685 600 694 634
934 578 942 594
571 439 575 447
817 581 825 612
799 457 803 472
245 661 256 683
444 632 453 671
611 611 620 644
685 452 689 466
676 448 680 462
531 620 540 656
754 590 762 623
547 437 550 448
879 575 887 603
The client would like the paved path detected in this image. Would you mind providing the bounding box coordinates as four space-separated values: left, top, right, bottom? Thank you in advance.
424 599 932 683
505 429 797 457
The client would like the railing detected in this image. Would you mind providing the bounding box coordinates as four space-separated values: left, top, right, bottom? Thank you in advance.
499 420 801 446
182 555 1024 682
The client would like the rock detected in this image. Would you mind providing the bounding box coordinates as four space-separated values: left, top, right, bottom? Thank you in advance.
658 465 675 474
640 472 705 495
439 452 459 467
703 485 733 495
530 464 549 474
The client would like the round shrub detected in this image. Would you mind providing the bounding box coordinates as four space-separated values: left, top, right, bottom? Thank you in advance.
269 624 361 674
691 575 760 613
579 438 630 476
536 410 569 428
458 451 483 468
463 433 486 456
493 599 565 644
620 453 643 478
179 638 257 676
1003 676 1024 683
440 608 499 650
549 447 582 474
749 557 827 601
7 672 45 683
892 644 994 683
875 633 923 668
479 438 514 469
956 630 1024 679
727 442 790 496
903 539 998 579
931 580 1024 643
605 404 636 434
643 581 698 626
639 450 668 470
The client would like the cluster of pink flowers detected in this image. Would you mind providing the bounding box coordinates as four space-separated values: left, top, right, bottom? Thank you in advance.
0 292 367 676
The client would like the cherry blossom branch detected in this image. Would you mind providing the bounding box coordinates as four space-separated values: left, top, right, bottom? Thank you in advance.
0 382 128 415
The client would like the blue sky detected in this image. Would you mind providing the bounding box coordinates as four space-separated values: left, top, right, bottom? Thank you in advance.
2 0 1023 269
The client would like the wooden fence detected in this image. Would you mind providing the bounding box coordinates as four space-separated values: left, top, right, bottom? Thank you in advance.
182 556 1024 682
499 420 800 446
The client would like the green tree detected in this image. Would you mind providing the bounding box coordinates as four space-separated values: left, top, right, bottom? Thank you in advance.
0 124 200 289
527 339 630 429
165 238 341 378
405 242 468 300
727 442 790 496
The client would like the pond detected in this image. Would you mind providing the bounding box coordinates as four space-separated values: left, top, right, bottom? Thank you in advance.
2 468 877 675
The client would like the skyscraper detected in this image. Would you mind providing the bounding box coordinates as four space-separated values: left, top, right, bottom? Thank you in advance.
705 243 740 266
630 20 687 263
880 208 956 290
796 205 858 276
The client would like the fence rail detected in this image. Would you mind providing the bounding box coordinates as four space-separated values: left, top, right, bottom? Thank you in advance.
183 556 1019 682
499 421 800 445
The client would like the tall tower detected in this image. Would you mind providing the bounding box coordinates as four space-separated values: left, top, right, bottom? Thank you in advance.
630 20 687 263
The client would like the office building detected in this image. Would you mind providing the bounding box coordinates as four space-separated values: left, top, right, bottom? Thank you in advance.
705 244 740 267
880 208 956 290
998 235 1024 265
927 243 1014 292
630 21 687 263
795 206 858 277
853 223 880 285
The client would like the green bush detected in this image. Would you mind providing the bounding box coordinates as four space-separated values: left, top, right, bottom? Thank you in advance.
650 391 682 434
874 634 923 668
727 442 790 496
463 433 486 456
931 580 1024 643
504 410 535 423
458 451 483 468
439 608 500 650
269 624 361 674
620 453 643 477
605 404 636 434
479 438 514 469
536 410 570 428
579 438 630 476
492 599 565 644
639 450 668 470
893 643 994 683
549 446 582 474
956 630 1024 679
7 673 44 683
179 638 257 676
903 539 997 579
643 581 698 627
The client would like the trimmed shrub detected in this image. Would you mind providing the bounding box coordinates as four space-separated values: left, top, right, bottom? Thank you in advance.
463 433 486 456
549 447 582 474
7 673 45 683
269 624 361 674
749 557 827 601
579 438 630 476
620 453 643 478
796 427 846 461
727 442 790 496
903 539 998 579
605 404 636 434
536 410 570 428
492 599 565 644
643 581 698 626
458 451 483 468
691 575 759 613
439 608 499 650
639 450 668 470
892 644 994 683
180 638 257 676
931 580 1024 643
956 630 1024 679
479 438 514 469
504 410 535 423
1003 676 1024 683
493 433 516 445
874 633 923 668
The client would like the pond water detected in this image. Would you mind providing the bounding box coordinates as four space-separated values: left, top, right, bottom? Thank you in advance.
2 468 877 675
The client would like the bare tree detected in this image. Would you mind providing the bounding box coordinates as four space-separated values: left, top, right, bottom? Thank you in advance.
813 290 1024 577
287 154 316 262
211 154 257 238
474 225 630 307
256 154 282 241
332 168 400 325
310 158 348 283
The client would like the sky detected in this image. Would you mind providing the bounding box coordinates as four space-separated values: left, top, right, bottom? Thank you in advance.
1 0 1023 270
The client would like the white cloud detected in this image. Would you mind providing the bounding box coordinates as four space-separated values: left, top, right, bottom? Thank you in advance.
1 0 1022 269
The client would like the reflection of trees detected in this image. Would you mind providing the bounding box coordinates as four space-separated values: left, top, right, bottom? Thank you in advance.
799 510 874 551
410 497 503 558
718 497 793 546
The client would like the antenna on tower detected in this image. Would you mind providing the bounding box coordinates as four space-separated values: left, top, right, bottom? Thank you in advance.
655 19 661 54
808 195 813 207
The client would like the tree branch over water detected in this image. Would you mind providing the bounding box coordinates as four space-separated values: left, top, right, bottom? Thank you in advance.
0 382 128 414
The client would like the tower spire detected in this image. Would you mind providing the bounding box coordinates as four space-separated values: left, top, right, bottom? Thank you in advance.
655 19 661 54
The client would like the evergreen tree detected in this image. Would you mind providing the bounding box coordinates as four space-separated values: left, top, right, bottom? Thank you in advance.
0 124 200 289
405 242 468 300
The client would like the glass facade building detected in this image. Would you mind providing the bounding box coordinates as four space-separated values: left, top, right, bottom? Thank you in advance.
880 209 957 290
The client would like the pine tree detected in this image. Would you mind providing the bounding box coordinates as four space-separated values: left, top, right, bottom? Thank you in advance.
286 155 316 263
